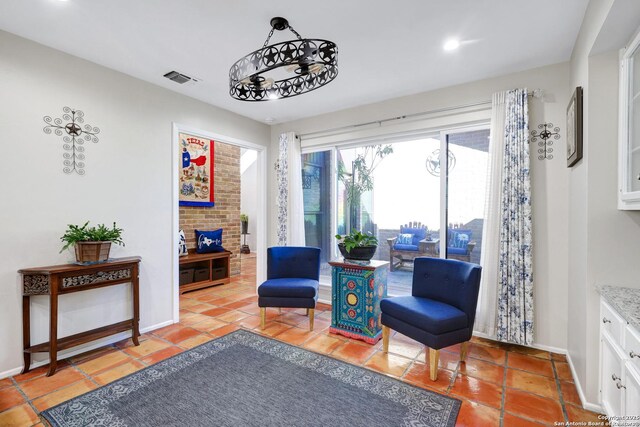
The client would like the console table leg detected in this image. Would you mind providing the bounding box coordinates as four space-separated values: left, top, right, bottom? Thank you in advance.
21 296 31 374
47 293 58 377
132 265 140 346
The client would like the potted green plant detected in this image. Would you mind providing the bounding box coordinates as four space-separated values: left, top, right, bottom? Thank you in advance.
240 214 249 235
335 229 378 261
60 221 124 263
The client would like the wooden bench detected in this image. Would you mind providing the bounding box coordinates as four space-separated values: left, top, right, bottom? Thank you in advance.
179 250 231 293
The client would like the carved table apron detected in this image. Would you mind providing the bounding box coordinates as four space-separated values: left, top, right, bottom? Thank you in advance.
19 257 141 376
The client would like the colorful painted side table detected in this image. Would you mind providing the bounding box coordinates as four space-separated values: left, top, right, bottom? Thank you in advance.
329 259 389 344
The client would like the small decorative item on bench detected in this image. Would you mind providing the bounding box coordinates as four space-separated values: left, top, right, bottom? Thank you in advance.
60 221 124 263
195 229 225 253
335 229 378 262
178 229 188 257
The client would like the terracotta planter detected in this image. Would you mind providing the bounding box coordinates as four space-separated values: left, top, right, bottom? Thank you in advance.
338 243 377 261
74 241 112 263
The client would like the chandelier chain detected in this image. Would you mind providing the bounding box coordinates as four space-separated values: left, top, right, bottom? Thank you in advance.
262 25 304 48
262 27 276 48
287 25 303 40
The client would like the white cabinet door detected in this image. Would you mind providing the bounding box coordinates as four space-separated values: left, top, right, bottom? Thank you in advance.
602 333 624 416
618 28 640 209
624 363 640 416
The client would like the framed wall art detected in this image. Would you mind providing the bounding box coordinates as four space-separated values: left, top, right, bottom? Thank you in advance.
179 132 215 206
566 86 583 167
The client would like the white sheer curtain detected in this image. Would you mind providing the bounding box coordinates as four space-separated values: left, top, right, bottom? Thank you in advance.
276 131 306 246
474 91 507 338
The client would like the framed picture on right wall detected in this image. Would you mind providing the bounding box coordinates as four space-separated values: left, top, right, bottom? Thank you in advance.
566 86 583 167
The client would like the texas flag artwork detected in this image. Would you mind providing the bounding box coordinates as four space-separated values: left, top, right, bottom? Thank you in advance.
179 132 214 206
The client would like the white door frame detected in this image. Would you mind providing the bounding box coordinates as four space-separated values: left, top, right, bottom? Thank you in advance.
171 123 267 322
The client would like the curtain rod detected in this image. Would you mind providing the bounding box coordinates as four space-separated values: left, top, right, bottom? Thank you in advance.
299 89 543 140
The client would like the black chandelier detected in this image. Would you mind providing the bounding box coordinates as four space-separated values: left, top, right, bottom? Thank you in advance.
229 17 338 101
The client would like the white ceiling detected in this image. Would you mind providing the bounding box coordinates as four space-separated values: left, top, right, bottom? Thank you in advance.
0 0 589 124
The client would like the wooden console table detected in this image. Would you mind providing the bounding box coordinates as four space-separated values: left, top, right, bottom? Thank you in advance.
329 259 389 344
19 256 141 376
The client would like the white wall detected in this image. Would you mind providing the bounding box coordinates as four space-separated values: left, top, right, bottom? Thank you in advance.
0 31 270 377
271 62 571 352
567 0 640 408
240 150 258 250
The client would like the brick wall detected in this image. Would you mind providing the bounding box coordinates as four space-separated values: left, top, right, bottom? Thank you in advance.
179 141 241 276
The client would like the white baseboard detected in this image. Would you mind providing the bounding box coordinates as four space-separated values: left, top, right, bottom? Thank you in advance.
0 319 175 380
566 351 604 413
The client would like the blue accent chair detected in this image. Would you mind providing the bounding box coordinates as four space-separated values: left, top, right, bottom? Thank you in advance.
258 246 321 331
380 257 482 380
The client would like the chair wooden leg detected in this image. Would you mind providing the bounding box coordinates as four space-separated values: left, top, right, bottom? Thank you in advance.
306 308 309 316
428 348 439 381
279 307 282 314
308 308 315 331
460 341 469 362
382 325 390 353
260 307 266 329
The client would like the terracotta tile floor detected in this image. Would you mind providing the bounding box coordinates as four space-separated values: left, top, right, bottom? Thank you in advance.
0 255 606 426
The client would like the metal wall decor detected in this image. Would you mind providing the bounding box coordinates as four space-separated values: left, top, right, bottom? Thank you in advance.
530 122 560 160
229 17 338 101
425 149 456 176
43 107 100 175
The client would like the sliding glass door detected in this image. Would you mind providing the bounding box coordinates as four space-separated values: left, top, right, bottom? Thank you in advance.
300 124 490 295
443 128 490 265
302 150 333 281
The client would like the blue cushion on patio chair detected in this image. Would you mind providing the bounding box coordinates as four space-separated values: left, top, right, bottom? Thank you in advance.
258 246 321 330
448 229 472 249
380 257 482 380
402 226 428 247
447 247 468 255
393 243 419 252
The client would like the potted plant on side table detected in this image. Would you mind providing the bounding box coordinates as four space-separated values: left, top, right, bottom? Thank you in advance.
240 214 249 235
60 221 125 263
335 229 378 262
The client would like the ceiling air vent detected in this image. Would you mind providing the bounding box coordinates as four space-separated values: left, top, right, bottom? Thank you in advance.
163 71 199 84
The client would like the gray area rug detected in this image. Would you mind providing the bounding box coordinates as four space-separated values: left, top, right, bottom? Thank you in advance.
42 330 460 427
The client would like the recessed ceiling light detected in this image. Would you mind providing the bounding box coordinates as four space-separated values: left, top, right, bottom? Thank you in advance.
265 117 275 124
443 39 460 51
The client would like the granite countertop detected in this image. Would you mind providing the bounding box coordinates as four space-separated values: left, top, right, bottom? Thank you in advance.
598 285 640 331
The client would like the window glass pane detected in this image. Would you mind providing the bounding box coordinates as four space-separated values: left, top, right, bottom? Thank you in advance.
302 151 332 281
337 139 441 295
446 129 490 265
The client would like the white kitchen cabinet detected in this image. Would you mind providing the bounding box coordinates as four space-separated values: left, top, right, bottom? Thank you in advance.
599 298 640 417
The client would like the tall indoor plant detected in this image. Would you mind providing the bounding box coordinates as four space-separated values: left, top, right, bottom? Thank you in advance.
60 221 124 263
338 144 393 231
